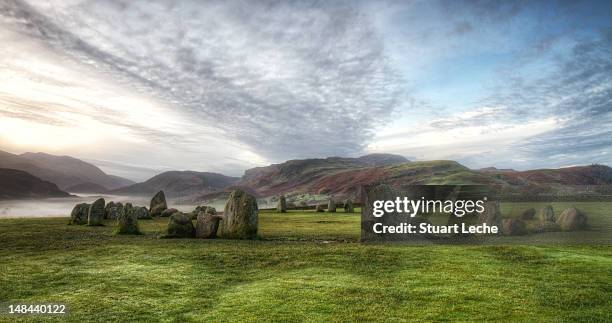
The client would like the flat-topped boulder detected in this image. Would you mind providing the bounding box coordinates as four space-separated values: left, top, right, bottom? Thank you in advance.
87 198 105 226
316 204 325 212
556 208 588 231
219 189 258 239
69 203 90 225
164 212 195 238
116 203 141 235
195 211 221 239
502 218 528 235
134 206 152 219
161 208 178 218
149 190 167 217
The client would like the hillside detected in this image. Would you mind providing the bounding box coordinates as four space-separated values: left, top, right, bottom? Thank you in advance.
0 150 133 190
112 171 240 198
240 154 409 195
0 168 70 199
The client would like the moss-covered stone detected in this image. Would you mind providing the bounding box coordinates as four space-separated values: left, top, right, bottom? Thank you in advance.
116 203 141 235
134 206 152 219
164 212 195 238
87 198 105 226
219 189 258 239
160 208 178 218
195 212 221 239
556 208 588 231
149 190 167 217
69 203 90 225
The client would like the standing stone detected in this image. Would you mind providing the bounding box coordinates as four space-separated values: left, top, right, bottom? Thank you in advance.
69 203 90 225
556 208 588 231
327 198 336 212
344 199 354 213
478 200 502 229
108 202 123 220
277 195 287 213
502 218 528 235
520 208 536 220
219 189 258 239
149 190 167 217
116 203 141 235
195 212 221 239
316 204 325 212
134 206 152 219
538 205 555 223
161 208 179 217
104 201 115 219
87 198 105 226
164 212 195 238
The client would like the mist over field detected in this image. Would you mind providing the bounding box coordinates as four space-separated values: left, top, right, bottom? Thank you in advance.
0 195 208 218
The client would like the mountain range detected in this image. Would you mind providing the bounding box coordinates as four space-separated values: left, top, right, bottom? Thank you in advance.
0 168 70 199
1 149 611 202
0 150 134 191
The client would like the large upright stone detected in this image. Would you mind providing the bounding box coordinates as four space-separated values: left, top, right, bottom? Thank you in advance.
149 190 167 217
116 203 141 235
277 195 287 213
327 198 336 212
87 198 105 226
69 203 90 225
195 211 221 239
478 200 502 229
219 189 258 239
344 199 354 213
556 208 588 231
104 201 115 219
165 212 195 238
108 202 123 220
539 205 555 224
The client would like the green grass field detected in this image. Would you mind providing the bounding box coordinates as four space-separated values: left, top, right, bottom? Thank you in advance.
0 204 611 322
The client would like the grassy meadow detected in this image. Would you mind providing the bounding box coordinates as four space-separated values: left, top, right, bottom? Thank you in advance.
0 203 611 322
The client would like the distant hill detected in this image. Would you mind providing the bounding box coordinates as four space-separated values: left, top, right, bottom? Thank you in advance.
111 171 240 198
482 164 612 186
0 150 134 190
0 168 70 199
65 182 109 193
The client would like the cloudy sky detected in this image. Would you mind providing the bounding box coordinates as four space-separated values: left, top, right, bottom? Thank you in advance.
1 0 611 181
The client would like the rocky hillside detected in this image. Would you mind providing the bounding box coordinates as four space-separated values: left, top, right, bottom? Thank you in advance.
222 158 612 204
111 171 240 198
0 168 71 199
0 150 134 190
240 154 409 195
